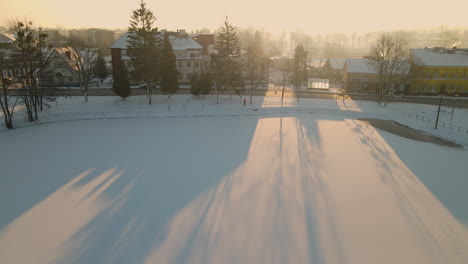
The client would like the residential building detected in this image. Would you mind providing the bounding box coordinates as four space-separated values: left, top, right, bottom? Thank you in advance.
322 58 346 83
41 47 81 87
270 56 294 71
108 30 210 84
69 29 115 50
0 33 15 49
343 58 379 92
192 33 215 55
410 47 468 95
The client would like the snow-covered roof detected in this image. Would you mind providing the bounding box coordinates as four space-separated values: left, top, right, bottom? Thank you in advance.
345 58 377 74
169 36 203 50
309 58 326 68
328 58 346 70
0 33 15 44
108 32 203 51
411 48 468 67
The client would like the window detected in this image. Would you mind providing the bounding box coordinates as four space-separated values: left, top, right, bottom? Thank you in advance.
443 73 447 79
178 73 182 80
426 73 431 79
451 85 456 92
459 85 464 92
69 76 73 82
423 86 428 92
178 62 183 68
433 73 438 79
187 61 191 67
454 73 458 79
195 62 199 68
415 85 420 92
187 73 192 79
431 86 436 93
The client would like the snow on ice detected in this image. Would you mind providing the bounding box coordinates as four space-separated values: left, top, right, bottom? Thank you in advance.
0 94 467 263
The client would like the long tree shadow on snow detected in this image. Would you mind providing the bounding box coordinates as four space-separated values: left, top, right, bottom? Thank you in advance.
0 116 261 263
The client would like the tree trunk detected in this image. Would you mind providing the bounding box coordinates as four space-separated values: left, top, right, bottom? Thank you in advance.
215 85 219 104
281 83 285 104
4 115 13 129
1 88 15 129
147 82 152 105
296 85 300 102
384 92 390 106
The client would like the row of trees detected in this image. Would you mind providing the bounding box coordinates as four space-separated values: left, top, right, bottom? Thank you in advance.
122 2 270 105
0 21 111 128
1 1 310 128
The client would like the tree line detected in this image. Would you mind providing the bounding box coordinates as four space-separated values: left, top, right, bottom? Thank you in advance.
0 21 110 128
0 0 310 129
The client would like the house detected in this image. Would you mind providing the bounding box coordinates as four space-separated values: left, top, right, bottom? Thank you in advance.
1 46 81 87
191 33 215 55
270 56 294 71
108 30 210 84
322 58 346 83
41 47 81 87
410 47 468 95
343 58 379 92
0 33 15 49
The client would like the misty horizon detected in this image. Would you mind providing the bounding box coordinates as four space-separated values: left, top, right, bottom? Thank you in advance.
2 0 468 35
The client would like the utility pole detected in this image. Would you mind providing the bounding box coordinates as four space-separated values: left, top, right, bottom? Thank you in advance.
435 85 445 129
451 99 455 120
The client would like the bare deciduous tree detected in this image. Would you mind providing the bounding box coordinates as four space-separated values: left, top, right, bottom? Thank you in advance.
0 50 20 128
13 21 41 121
245 31 267 104
369 31 411 106
68 40 97 103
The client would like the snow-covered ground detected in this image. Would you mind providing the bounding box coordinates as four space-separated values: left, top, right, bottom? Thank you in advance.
0 94 467 263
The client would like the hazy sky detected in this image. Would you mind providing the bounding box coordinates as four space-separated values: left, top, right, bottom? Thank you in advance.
2 0 467 34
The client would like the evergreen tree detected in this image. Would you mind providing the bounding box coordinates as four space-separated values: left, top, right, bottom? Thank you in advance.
113 63 131 99
95 53 108 80
292 44 308 102
213 17 243 102
190 72 201 96
160 33 179 101
127 0 161 105
199 72 212 95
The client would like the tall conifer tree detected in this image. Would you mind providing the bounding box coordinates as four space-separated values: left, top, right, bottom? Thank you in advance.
213 18 243 102
127 0 160 105
160 33 179 101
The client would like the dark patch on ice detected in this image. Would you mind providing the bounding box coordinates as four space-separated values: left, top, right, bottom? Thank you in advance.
358 118 463 149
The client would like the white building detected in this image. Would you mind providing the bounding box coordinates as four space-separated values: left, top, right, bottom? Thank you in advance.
109 30 210 84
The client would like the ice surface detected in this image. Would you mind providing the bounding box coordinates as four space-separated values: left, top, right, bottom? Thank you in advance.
1 94 467 263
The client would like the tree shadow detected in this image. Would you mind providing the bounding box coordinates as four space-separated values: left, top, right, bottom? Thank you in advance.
0 116 260 263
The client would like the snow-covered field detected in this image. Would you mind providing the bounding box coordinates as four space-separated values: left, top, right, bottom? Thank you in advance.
1 94 467 263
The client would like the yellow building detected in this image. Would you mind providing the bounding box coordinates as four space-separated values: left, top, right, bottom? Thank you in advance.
410 48 468 95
